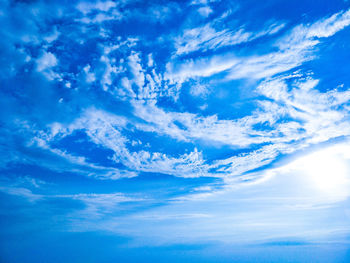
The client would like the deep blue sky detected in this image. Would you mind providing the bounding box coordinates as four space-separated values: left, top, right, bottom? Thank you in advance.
1 0 350 262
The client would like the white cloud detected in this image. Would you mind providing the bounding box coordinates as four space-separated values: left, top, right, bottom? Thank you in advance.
278 9 350 50
36 51 57 72
132 100 281 147
40 105 278 179
128 52 145 89
76 1 123 24
167 38 308 84
0 186 43 202
29 27 350 181
57 192 146 219
147 53 154 67
165 54 239 83
174 24 250 56
113 148 211 178
100 53 123 91
76 1 117 15
33 136 137 180
30 108 139 180
35 51 61 80
43 27 60 43
257 75 350 145
130 72 350 179
83 64 96 83
190 82 211 97
174 21 284 56
40 108 211 178
0 182 145 219
148 4 179 23
115 51 169 100
167 9 350 84
83 142 350 245
198 6 213 17
78 11 122 24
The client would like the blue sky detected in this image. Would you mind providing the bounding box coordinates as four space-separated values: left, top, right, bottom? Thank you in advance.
1 0 350 262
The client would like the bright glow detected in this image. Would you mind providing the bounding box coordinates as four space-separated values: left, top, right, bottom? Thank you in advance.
290 145 350 197
302 152 347 192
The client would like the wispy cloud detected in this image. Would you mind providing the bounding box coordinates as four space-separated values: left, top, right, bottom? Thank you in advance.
174 22 285 56
84 142 350 245
167 9 350 83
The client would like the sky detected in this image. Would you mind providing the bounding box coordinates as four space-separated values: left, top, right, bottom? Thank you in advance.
1 0 350 262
